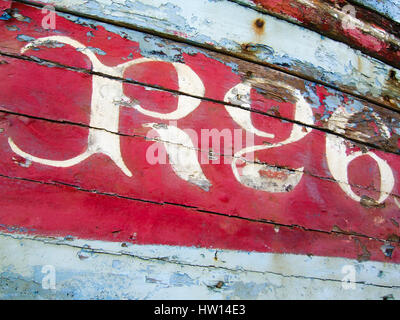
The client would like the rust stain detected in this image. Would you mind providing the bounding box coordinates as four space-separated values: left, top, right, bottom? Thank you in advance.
253 18 265 35
252 18 265 44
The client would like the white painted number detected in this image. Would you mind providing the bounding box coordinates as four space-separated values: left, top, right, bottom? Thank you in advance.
41 265 56 290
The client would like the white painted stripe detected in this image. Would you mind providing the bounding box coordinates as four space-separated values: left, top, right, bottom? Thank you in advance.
0 232 398 299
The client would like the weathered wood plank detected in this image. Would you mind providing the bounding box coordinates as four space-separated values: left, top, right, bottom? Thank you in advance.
0 175 398 263
350 0 400 24
0 107 399 246
1 233 399 299
1 3 399 155
1 51 400 155
231 0 400 69
16 0 400 111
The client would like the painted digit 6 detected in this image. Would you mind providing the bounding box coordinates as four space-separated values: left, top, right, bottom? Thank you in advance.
326 107 395 203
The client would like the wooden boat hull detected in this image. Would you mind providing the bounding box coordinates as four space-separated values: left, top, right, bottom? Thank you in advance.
0 0 399 299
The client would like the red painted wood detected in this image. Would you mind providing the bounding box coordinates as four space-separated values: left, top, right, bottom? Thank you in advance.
0 3 399 262
0 108 399 242
0 175 398 263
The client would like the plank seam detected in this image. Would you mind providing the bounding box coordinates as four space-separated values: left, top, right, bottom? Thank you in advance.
0 232 399 288
0 107 398 199
1 50 399 157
